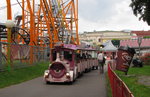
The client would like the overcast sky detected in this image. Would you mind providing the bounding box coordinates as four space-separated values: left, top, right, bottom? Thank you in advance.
0 0 150 33
78 0 150 33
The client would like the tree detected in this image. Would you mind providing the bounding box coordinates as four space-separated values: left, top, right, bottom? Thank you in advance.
111 39 120 47
130 0 150 25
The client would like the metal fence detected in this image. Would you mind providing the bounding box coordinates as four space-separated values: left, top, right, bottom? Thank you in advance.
0 42 50 71
107 62 134 97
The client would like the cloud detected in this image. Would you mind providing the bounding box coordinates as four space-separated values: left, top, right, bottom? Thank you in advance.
0 0 22 22
79 0 120 22
78 0 150 32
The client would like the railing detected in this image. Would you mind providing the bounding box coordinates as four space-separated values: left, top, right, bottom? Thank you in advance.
107 62 134 97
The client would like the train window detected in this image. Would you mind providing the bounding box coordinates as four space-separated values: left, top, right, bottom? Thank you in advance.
76 53 81 62
82 53 86 59
52 50 57 61
60 51 64 60
64 51 72 61
91 51 95 58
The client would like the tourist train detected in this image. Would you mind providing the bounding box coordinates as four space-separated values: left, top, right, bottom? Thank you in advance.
44 43 98 83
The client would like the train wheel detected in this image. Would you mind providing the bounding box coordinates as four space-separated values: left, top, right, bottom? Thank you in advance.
73 73 76 82
46 81 51 84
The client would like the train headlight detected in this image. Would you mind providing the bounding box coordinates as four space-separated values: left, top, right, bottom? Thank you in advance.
66 73 70 76
45 72 49 76
44 70 49 76
66 72 70 79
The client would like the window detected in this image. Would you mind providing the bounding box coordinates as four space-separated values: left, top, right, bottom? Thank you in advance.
52 50 56 61
99 38 101 42
64 51 72 61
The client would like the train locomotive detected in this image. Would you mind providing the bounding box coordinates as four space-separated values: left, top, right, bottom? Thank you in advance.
44 43 98 83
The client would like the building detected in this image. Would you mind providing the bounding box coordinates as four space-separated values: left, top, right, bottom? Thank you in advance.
120 39 150 55
79 30 132 46
131 30 150 39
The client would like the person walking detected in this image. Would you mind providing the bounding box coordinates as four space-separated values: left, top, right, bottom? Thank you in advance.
97 51 105 73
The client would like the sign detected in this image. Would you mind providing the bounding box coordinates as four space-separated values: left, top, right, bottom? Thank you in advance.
116 47 135 73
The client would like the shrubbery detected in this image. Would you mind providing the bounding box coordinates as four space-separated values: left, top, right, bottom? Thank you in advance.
141 53 150 65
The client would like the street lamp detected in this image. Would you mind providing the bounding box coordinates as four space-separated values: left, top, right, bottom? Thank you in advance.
5 20 15 71
137 37 142 56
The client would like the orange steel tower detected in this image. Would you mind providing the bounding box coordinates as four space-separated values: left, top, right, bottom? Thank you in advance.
2 0 79 64
8 0 79 47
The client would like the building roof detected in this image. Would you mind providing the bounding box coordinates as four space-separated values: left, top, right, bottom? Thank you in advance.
83 31 124 34
120 39 150 48
132 30 150 37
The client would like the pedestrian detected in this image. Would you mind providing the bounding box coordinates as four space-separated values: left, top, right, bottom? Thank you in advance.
97 51 105 73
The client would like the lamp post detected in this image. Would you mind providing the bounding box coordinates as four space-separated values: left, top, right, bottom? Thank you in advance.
137 37 142 56
5 20 15 71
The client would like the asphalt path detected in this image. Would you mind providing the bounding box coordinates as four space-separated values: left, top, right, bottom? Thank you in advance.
0 69 107 97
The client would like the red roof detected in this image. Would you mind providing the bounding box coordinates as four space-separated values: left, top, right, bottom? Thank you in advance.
120 39 150 48
132 30 150 37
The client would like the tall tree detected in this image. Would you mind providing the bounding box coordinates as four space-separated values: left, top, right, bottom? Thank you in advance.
130 0 150 25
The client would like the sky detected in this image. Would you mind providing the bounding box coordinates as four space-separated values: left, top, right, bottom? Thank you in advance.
0 0 150 33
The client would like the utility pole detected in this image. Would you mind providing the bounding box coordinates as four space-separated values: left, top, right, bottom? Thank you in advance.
5 20 15 71
137 37 142 56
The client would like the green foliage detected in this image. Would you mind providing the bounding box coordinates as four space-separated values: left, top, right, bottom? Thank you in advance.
141 53 150 65
0 61 49 88
115 66 150 97
105 73 112 97
130 0 150 25
111 39 120 47
143 36 150 39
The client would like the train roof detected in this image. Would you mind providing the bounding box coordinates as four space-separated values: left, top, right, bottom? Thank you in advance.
53 43 97 51
63 44 79 50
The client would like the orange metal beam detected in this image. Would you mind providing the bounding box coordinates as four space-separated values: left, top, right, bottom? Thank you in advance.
40 0 53 48
6 0 12 20
42 0 59 43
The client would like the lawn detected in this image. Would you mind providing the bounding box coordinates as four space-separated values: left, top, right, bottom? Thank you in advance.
0 61 49 88
115 66 150 97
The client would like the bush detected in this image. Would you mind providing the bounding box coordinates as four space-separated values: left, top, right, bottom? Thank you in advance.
141 53 150 65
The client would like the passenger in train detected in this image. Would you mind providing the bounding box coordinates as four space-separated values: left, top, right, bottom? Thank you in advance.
82 53 86 59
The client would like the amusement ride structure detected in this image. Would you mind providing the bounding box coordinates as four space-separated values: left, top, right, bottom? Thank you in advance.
0 0 79 66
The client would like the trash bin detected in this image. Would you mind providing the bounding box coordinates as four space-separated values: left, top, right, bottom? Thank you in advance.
116 46 135 73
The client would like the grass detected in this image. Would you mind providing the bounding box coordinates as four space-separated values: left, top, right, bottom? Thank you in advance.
115 66 150 97
0 61 49 88
105 73 112 97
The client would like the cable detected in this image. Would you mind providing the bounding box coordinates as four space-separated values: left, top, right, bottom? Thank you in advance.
16 0 29 13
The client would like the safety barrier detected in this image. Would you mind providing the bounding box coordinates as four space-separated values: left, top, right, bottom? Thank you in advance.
0 42 50 71
108 62 134 97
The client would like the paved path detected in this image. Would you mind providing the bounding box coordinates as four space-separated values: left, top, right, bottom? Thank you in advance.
0 69 107 97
